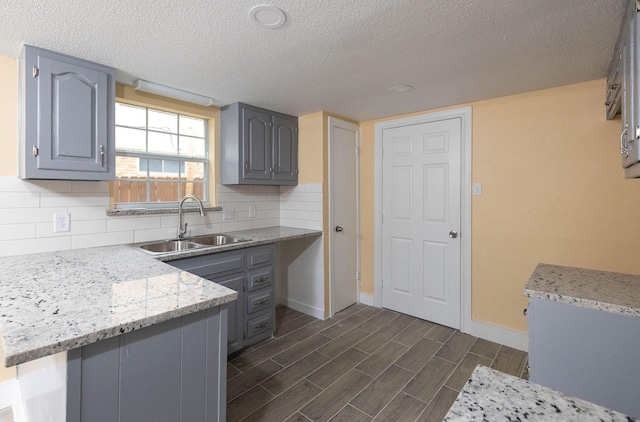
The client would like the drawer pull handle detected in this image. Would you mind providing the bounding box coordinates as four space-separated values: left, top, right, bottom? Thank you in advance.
255 276 269 283
254 298 269 306
254 322 268 329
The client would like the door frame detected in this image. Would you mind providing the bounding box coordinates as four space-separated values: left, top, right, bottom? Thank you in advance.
328 117 361 317
374 106 472 333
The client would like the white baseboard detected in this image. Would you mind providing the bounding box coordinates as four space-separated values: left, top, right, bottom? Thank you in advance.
359 292 375 306
278 296 325 320
465 320 529 352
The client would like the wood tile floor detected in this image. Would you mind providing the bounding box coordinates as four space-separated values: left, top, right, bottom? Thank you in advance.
226 304 528 422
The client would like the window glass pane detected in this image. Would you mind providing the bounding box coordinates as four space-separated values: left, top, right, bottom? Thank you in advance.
149 181 180 202
162 160 180 174
179 115 205 137
148 109 178 134
179 136 206 158
147 131 178 155
115 103 146 128
115 127 146 152
182 182 205 199
181 161 205 182
117 156 144 178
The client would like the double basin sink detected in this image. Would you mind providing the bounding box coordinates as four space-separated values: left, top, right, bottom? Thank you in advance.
137 234 251 254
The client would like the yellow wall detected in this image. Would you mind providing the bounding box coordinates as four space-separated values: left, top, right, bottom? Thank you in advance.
360 79 640 332
0 55 17 176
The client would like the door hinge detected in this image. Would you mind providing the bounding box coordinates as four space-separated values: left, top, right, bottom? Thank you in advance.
32 145 38 157
32 66 39 78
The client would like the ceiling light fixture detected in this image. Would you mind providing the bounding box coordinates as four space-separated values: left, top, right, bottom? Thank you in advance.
133 80 215 107
249 5 287 28
390 85 413 93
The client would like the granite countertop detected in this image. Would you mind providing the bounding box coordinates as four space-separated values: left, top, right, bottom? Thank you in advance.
0 226 322 367
444 365 637 421
524 263 640 319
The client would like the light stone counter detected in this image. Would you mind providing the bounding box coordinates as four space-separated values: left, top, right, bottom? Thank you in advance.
524 263 640 318
0 226 322 367
444 365 637 421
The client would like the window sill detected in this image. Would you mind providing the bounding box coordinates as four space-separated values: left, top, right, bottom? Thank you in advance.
107 206 222 217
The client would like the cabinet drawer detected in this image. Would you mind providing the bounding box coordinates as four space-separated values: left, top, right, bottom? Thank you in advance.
246 288 273 315
246 311 274 339
246 245 273 269
246 267 272 292
169 250 244 278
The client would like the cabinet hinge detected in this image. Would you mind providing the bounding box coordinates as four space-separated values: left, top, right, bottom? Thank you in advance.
295 168 299 175
355 147 359 156
294 127 298 133
32 145 38 157
356 270 361 281
32 66 39 78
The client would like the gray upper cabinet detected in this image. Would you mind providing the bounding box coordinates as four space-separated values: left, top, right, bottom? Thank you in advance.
608 1 640 178
221 102 298 185
18 45 115 180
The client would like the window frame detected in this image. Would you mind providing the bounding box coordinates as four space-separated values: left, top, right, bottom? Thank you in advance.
113 101 210 210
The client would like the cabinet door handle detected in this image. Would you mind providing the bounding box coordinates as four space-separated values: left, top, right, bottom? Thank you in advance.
269 167 273 173
99 145 105 167
621 128 630 157
254 322 268 329
244 160 249 172
254 298 269 306
255 276 269 284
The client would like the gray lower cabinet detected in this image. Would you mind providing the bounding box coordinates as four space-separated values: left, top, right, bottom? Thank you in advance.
527 298 640 418
66 305 227 422
18 44 115 180
168 244 276 353
221 102 298 185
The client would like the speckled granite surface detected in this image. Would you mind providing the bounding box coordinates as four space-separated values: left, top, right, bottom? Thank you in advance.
0 226 321 367
149 226 323 261
0 245 237 366
444 365 637 421
524 263 640 318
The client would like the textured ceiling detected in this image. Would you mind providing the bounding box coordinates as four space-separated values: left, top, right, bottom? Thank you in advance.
0 0 627 121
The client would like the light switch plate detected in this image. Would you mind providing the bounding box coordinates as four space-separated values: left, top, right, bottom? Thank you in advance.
249 205 257 218
473 183 482 196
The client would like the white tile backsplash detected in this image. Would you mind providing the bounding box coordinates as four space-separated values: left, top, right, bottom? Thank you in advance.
0 177 323 257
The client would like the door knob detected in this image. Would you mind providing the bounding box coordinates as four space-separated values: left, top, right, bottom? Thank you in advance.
335 226 344 232
449 230 458 238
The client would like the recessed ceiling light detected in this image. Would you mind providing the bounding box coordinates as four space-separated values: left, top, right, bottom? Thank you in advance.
390 85 413 93
249 5 286 28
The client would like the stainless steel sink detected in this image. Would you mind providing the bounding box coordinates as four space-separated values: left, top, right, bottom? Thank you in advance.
137 234 251 254
189 234 251 246
139 240 200 254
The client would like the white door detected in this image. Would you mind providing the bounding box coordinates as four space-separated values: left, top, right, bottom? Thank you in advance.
381 118 461 328
329 117 359 315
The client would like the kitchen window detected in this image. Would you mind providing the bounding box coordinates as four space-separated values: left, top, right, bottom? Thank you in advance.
114 102 209 208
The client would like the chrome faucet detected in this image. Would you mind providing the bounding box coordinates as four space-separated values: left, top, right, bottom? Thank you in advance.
177 195 206 239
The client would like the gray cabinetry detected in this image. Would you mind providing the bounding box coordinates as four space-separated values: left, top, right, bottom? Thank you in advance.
221 102 298 185
608 0 640 177
168 244 276 353
18 45 115 180
66 305 227 422
527 298 640 418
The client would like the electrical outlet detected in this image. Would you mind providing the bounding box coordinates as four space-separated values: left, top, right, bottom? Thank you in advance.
223 207 235 220
249 205 257 218
54 213 70 232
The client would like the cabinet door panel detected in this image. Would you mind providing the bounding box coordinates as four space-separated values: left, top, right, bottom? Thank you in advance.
243 107 272 180
622 1 637 168
217 275 244 354
273 115 298 183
